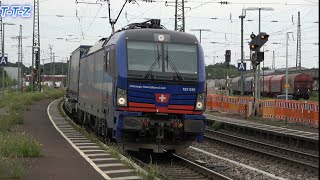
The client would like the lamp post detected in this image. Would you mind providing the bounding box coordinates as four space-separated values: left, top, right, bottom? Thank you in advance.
286 32 293 100
1 22 15 98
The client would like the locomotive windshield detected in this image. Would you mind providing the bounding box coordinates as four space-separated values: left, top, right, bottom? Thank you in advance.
164 44 198 74
127 41 198 80
127 41 162 72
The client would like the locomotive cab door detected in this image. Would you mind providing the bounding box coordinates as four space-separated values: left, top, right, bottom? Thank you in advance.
103 45 116 138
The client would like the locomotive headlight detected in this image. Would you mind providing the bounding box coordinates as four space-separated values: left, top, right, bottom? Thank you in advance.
196 102 203 109
117 88 127 107
118 97 126 105
195 93 205 110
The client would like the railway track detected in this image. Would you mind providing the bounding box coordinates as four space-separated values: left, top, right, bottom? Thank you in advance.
129 152 231 180
62 102 229 179
205 128 319 173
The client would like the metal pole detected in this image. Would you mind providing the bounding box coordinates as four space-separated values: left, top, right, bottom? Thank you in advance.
2 23 4 98
61 60 63 87
53 53 55 87
20 26 23 93
285 32 289 100
263 59 264 94
42 59 45 92
272 51 275 69
257 8 261 99
240 14 245 96
174 0 178 31
182 0 185 32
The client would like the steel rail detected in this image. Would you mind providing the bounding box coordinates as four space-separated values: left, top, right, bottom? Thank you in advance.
205 129 319 173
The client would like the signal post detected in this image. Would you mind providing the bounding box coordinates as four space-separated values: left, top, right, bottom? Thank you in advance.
249 32 269 116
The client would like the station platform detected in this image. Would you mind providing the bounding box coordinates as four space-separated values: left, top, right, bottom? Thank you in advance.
204 112 319 143
20 99 142 180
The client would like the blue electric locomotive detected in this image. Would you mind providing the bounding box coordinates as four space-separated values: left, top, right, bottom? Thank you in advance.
64 19 206 153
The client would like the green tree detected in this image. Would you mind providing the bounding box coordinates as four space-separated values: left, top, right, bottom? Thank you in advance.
206 63 240 79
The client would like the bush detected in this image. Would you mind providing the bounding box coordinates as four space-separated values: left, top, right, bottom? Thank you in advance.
0 133 42 157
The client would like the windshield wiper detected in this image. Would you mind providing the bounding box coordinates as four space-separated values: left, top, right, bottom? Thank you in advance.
165 46 183 80
144 45 161 79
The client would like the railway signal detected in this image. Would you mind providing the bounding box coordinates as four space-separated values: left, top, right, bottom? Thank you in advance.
225 50 231 64
249 32 269 52
249 32 269 117
252 51 264 64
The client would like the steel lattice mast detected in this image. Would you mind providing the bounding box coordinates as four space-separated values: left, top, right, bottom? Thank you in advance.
165 0 186 32
32 0 41 92
175 0 185 32
296 11 301 72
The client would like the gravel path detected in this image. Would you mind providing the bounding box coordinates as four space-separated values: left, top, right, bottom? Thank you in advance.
185 140 318 180
180 146 280 180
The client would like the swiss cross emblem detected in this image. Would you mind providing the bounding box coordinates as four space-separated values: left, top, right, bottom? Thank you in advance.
155 94 170 103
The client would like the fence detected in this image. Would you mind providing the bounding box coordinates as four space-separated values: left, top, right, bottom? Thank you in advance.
206 94 319 127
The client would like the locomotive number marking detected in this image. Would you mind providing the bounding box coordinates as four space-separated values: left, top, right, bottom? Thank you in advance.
182 88 195 92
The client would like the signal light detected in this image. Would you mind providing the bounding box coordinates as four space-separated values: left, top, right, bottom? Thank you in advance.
250 44 259 50
250 33 256 39
260 34 269 40
225 50 231 63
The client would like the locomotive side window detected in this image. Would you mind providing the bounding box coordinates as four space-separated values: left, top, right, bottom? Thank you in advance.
106 51 110 67
106 45 116 75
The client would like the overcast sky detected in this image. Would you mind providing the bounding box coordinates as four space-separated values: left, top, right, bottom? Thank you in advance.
2 0 319 70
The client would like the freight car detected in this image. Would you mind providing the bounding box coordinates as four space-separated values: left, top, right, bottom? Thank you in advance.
216 73 313 99
64 19 206 153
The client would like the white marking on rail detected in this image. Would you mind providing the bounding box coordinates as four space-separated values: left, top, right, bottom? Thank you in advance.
103 169 133 174
68 136 88 140
87 153 111 157
97 163 125 168
57 126 73 128
112 176 142 180
82 149 105 153
67 135 85 137
78 146 100 149
56 124 71 127
47 100 112 180
62 131 78 134
72 140 92 143
64 133 83 137
92 158 117 161
62 130 78 133
74 143 96 146
190 146 287 180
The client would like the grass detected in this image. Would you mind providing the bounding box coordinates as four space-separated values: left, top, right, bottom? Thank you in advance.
0 133 42 158
212 121 223 130
0 115 12 132
0 87 65 179
0 157 24 179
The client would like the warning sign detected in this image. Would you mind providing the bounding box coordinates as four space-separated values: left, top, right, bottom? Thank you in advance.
284 83 290 89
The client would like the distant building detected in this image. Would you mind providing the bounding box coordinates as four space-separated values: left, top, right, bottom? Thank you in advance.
24 75 67 87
